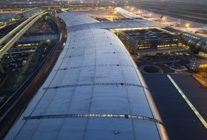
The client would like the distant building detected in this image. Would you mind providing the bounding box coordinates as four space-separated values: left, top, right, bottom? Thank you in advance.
116 28 183 56
181 32 207 54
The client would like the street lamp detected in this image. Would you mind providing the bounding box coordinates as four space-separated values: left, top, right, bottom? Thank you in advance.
138 10 141 14
162 16 166 22
185 23 190 28
114 10 117 14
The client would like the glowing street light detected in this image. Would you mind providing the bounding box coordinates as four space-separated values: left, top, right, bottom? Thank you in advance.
138 10 141 14
185 23 190 28
130 7 134 11
161 16 166 22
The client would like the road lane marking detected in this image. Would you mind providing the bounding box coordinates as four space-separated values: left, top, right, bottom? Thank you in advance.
167 74 207 129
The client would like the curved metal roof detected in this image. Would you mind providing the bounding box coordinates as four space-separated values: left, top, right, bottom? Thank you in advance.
115 7 143 19
5 12 168 140
61 12 159 32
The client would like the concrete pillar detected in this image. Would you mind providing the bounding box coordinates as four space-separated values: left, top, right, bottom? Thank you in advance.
9 53 14 61
0 62 4 74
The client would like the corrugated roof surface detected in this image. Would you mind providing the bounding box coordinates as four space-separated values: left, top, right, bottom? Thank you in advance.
60 12 159 32
5 12 166 140
115 7 143 19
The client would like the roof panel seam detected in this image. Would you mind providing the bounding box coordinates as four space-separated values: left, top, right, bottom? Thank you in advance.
22 113 164 126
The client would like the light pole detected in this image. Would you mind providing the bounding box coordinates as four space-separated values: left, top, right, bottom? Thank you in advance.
161 16 166 23
185 23 190 31
185 23 190 28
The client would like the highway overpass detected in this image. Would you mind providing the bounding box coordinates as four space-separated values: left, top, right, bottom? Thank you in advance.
0 11 47 59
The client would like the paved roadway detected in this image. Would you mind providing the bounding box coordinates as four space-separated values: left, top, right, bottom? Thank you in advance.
17 34 58 43
143 74 207 140
171 74 207 121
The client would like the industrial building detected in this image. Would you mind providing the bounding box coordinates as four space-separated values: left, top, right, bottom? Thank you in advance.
116 28 182 56
163 27 207 54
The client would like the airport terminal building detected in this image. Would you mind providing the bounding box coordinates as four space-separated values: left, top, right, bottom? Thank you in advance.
116 28 182 56
5 11 168 140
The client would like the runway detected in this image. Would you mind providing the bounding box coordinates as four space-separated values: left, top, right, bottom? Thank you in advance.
134 1 207 24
